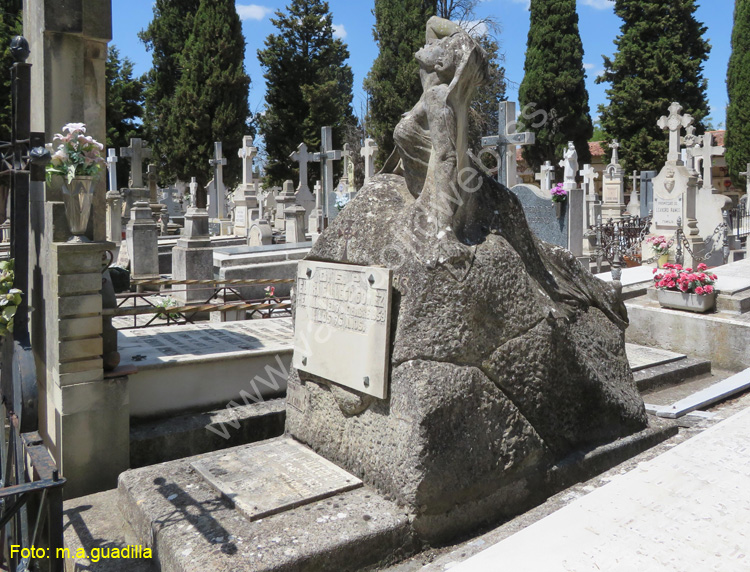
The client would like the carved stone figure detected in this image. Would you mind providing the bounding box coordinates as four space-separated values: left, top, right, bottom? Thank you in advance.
560 141 579 190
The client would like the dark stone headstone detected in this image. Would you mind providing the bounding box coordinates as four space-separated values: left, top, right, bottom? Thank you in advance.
208 221 221 236
511 184 568 248
640 171 657 219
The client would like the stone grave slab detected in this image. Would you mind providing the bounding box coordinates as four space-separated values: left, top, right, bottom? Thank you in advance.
293 260 393 399
119 318 294 417
625 343 686 372
511 184 568 248
191 437 363 521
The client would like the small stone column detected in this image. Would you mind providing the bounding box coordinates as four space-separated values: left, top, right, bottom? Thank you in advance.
106 190 122 243
275 181 297 232
284 204 307 244
126 200 159 281
172 208 213 304
309 181 323 236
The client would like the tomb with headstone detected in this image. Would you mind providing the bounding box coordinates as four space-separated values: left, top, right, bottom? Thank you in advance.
289 141 317 223
274 180 298 232
601 140 626 221
233 136 259 238
649 102 705 267
360 137 379 186
208 141 233 236
125 199 159 282
640 170 657 219
313 126 343 225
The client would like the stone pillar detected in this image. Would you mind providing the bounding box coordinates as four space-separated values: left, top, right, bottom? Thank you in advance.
25 0 111 242
284 205 307 244
106 189 122 243
172 208 213 304
275 181 297 232
567 188 584 258
37 242 128 500
309 181 323 235
126 200 159 281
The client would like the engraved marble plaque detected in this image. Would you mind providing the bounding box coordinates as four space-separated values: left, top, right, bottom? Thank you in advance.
191 437 362 521
654 195 683 227
293 260 393 399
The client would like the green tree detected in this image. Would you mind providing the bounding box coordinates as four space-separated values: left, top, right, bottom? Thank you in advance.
258 0 355 187
168 0 250 202
106 46 145 189
468 35 506 151
518 0 593 175
139 0 202 182
364 0 436 167
597 0 710 173
725 0 750 186
0 1 22 223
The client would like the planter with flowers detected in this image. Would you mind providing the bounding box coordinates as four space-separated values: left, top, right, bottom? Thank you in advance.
0 259 22 339
551 183 567 218
653 263 718 313
645 235 674 267
46 123 105 242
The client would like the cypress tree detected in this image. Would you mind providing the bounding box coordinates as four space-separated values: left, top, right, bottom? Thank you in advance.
725 0 750 186
518 0 593 175
139 0 202 181
364 0 436 167
169 0 250 199
0 1 21 142
597 0 710 173
258 0 355 187
106 46 145 189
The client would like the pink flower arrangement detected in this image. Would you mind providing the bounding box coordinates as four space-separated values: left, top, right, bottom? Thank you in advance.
550 183 567 203
646 235 674 256
46 123 105 184
264 286 276 298
652 263 718 296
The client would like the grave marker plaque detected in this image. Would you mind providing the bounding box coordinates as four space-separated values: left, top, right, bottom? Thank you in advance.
653 195 683 227
511 184 568 248
293 260 392 399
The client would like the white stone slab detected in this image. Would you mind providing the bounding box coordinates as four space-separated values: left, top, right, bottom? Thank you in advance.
293 261 393 399
647 367 750 419
191 437 362 521
446 406 750 572
625 343 686 372
596 265 655 287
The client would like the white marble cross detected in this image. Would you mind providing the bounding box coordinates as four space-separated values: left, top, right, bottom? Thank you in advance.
189 177 198 208
481 101 535 188
657 102 694 164
579 164 599 196
290 142 319 195
209 142 228 219
535 161 555 193
120 138 152 188
106 148 118 192
692 133 725 190
740 163 750 194
237 136 257 187
313 127 343 224
360 138 378 184
609 140 620 167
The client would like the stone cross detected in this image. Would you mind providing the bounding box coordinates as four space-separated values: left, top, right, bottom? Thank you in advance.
535 161 555 193
609 140 620 166
189 177 198 208
579 164 598 196
106 149 118 192
481 101 535 188
342 143 356 193
626 170 642 216
657 102 694 164
313 126 343 226
693 133 725 190
361 138 378 185
290 142 319 195
147 164 158 203
209 142 228 219
120 138 152 188
237 136 257 187
740 164 750 194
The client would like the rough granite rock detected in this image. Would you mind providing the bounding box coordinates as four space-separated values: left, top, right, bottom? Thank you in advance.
286 171 647 542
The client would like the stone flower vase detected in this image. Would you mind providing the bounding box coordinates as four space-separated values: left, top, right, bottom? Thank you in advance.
553 199 565 218
657 289 716 313
657 253 669 268
61 176 95 242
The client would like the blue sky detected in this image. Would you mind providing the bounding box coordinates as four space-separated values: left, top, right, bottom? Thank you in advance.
112 0 733 129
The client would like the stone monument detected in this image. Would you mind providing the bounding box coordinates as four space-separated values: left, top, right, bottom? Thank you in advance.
360 138 378 186
289 142 318 222
287 17 646 543
234 136 259 237
602 140 625 221
559 141 578 191
482 101 535 189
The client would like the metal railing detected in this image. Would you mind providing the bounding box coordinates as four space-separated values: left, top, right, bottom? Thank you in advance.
727 203 749 240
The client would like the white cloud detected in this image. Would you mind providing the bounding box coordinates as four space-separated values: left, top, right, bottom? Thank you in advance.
583 63 595 70
332 24 347 39
236 4 272 21
506 0 531 9
580 0 615 10
461 20 489 38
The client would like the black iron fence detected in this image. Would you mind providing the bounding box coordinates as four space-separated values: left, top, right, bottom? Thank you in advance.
728 203 749 240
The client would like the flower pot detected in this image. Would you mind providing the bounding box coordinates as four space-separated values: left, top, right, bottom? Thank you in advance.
657 253 669 268
61 176 95 242
554 200 565 218
657 289 716 313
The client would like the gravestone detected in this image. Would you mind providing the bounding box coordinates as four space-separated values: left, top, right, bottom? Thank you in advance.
640 171 657 219
313 126 343 226
309 181 323 235
106 148 118 191
234 136 259 238
248 219 273 247
602 140 625 220
120 138 151 193
208 142 228 220
626 171 641 217
511 184 569 248
284 204 307 244
361 138 378 186
105 187 122 244
126 200 159 281
481 101 535 188
275 181 297 232
535 161 555 193
289 142 317 222
693 133 732 251
172 207 212 304
580 163 600 229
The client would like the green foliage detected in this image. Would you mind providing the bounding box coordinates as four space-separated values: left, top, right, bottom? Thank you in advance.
0 259 21 338
591 121 606 143
726 0 750 186
258 0 355 187
364 0 436 167
0 2 21 143
140 0 202 182
167 0 251 199
106 46 145 189
597 0 710 173
518 0 593 175
468 35 507 152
